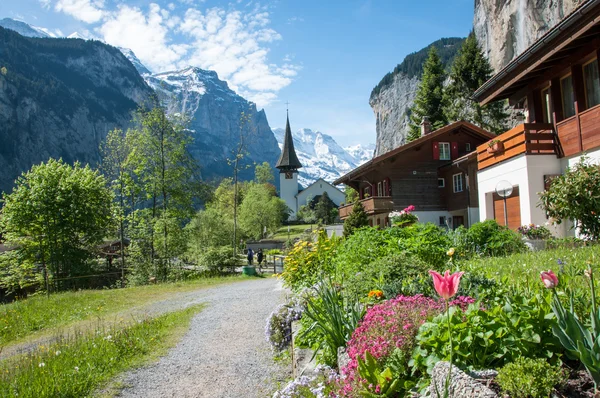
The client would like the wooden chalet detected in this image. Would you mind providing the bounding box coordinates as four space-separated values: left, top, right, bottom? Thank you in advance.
473 0 600 235
334 120 494 229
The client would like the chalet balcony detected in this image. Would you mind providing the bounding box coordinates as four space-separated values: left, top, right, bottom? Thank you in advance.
339 196 394 220
476 123 558 171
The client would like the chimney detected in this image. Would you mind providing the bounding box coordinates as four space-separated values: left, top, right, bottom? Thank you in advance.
421 116 432 136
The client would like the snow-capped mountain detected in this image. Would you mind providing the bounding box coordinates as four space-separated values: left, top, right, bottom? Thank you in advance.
118 47 152 75
273 128 374 187
0 18 56 38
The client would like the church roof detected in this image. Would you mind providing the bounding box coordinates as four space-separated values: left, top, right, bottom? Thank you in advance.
275 114 303 170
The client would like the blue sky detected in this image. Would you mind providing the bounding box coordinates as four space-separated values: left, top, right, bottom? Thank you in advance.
1 0 474 146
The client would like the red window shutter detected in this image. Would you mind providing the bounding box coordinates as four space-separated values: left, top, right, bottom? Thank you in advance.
432 142 440 160
385 177 391 196
451 142 459 159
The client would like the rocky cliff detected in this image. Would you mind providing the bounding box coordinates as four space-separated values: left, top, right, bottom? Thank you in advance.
146 67 281 182
473 0 579 73
370 38 465 156
0 27 153 193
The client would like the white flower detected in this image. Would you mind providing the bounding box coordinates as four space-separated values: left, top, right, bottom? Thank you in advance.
39 362 45 368
55 350 61 356
104 335 113 341
74 366 79 372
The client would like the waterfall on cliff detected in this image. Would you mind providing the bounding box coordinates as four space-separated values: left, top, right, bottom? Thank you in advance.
516 0 528 55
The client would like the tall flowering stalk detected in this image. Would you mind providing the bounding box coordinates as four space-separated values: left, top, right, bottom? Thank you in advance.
542 267 600 392
429 269 464 397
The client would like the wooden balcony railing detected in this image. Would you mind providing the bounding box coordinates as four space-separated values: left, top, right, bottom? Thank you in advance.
338 196 394 220
477 123 557 171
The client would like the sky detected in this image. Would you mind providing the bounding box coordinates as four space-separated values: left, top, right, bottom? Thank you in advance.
0 0 474 146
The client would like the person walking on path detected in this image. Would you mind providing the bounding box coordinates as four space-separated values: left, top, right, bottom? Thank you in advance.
247 248 254 265
257 249 264 272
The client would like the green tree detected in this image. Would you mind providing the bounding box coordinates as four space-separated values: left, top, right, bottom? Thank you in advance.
0 159 113 292
239 183 288 240
314 192 337 225
128 107 198 280
255 161 275 184
407 47 448 142
343 200 369 237
443 33 508 135
186 207 235 253
345 186 358 204
539 157 600 240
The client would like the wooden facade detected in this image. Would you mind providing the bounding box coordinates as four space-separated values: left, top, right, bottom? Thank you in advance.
334 121 494 226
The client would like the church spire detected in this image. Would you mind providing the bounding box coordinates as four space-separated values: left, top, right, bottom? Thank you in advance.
276 113 302 170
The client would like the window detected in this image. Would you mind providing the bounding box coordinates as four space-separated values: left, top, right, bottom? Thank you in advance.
438 178 445 188
438 216 446 226
383 180 388 196
584 59 600 109
363 186 371 197
439 142 450 160
561 74 576 118
465 143 471 152
541 86 552 123
377 182 383 197
453 173 463 193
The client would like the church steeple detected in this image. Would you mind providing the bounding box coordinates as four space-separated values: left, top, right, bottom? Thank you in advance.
276 113 303 171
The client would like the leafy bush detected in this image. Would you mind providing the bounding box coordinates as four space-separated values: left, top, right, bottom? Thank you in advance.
197 247 238 272
451 220 526 258
411 295 561 375
265 300 303 352
343 201 369 237
281 232 340 291
496 357 567 398
338 295 473 397
517 224 552 240
395 223 452 268
389 205 418 227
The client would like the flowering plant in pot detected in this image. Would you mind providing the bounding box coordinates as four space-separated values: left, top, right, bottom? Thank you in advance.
389 205 418 228
517 224 552 240
487 139 504 154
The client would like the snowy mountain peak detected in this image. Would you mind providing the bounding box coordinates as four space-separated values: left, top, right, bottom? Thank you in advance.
273 127 374 187
0 18 55 38
118 47 151 75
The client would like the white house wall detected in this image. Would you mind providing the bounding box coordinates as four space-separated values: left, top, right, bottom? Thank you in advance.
477 154 566 237
296 179 346 208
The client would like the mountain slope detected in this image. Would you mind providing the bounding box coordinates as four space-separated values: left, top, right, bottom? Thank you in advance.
0 26 154 193
0 18 54 38
273 127 373 187
147 67 281 182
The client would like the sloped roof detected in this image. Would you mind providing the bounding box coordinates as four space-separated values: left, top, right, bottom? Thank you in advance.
295 178 343 198
333 120 494 185
275 114 303 170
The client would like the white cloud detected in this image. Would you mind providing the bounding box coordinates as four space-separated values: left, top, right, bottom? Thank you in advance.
98 4 188 72
55 0 105 23
39 0 52 10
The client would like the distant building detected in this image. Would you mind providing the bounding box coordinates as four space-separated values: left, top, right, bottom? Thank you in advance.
276 113 344 220
334 120 495 229
472 0 600 237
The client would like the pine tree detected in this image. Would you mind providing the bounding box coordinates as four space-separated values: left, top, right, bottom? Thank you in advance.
343 200 369 237
443 33 508 135
407 47 448 142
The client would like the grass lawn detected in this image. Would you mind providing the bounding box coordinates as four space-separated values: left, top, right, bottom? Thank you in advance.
461 244 600 294
0 304 204 397
0 275 246 346
271 224 315 241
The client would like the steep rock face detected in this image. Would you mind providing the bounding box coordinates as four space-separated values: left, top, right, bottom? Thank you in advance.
370 74 420 156
473 0 579 72
0 27 153 193
370 38 465 156
146 67 281 181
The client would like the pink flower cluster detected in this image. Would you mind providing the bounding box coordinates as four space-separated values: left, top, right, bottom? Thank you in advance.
338 294 474 397
404 205 415 213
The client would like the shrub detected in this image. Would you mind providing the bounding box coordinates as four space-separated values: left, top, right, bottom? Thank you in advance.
389 205 418 227
281 232 340 291
338 295 473 397
395 223 452 268
496 357 567 398
197 247 238 273
343 201 369 237
517 224 552 240
451 220 526 258
412 294 561 375
540 156 600 240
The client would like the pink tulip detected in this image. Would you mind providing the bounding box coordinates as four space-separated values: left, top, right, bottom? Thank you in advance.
540 270 559 289
429 270 464 300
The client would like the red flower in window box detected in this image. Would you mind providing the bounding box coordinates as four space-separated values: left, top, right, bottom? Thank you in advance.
487 140 504 154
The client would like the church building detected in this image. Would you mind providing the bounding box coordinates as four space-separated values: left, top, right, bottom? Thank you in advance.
276 114 345 220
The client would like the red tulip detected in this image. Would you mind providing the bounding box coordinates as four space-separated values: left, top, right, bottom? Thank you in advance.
429 270 464 300
540 270 559 289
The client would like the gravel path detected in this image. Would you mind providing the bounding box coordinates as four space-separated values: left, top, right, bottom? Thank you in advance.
116 277 290 398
